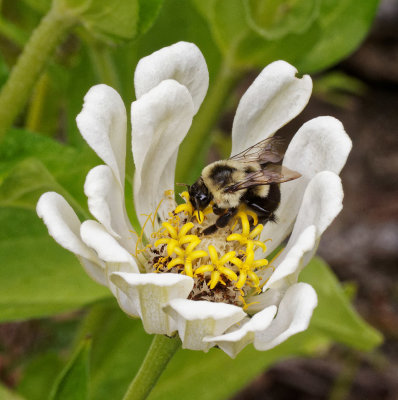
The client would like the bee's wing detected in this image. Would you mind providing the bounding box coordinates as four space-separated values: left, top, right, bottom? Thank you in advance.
224 164 301 193
229 136 285 164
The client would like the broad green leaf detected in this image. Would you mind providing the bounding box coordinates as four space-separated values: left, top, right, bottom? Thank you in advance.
200 0 321 69
59 0 139 42
0 129 99 211
297 0 380 72
151 329 329 400
17 352 65 400
84 300 329 400
0 130 110 322
16 317 84 400
0 158 60 209
193 0 379 73
244 0 320 39
300 257 383 351
0 384 26 400
49 339 91 400
137 0 221 82
0 207 109 322
138 0 164 34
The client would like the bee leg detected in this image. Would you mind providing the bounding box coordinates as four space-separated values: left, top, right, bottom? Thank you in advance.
212 204 224 215
243 184 280 224
202 207 238 235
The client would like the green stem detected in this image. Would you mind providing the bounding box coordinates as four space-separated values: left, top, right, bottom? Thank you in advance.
122 334 181 400
26 72 50 133
176 61 244 183
0 2 77 142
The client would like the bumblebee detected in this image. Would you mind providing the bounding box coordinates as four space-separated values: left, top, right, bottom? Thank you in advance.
188 136 301 235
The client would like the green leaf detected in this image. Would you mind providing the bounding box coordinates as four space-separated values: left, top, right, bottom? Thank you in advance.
193 0 379 73
297 0 380 72
60 0 140 42
17 352 65 400
49 339 91 400
0 130 110 322
80 300 331 400
137 0 221 82
300 257 383 351
0 158 60 209
138 0 164 34
0 129 99 211
0 384 26 400
0 207 109 322
244 0 320 39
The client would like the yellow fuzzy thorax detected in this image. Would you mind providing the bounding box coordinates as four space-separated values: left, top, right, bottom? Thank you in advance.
144 191 274 309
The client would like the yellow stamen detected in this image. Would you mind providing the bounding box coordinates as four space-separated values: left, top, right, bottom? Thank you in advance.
147 190 273 305
194 245 238 289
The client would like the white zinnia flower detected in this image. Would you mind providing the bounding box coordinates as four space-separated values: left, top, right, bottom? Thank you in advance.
37 42 351 358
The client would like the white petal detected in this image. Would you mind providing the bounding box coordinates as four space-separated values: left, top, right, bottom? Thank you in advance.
84 165 136 252
111 272 193 335
80 220 138 270
231 61 312 155
204 306 277 358
245 288 284 314
76 84 127 187
263 225 317 291
37 192 99 263
36 192 106 285
254 283 317 350
163 299 246 351
132 80 194 231
261 116 351 253
265 171 344 289
80 220 141 315
134 42 209 114
78 257 108 286
290 171 344 246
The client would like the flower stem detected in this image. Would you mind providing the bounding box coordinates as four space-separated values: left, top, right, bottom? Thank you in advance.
122 334 181 400
0 2 77 142
26 72 50 133
176 60 244 183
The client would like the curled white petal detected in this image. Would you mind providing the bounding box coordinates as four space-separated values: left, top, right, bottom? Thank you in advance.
245 288 284 314
111 273 193 336
80 220 138 269
204 306 277 358
80 220 141 315
84 165 135 252
132 79 194 232
262 116 351 253
76 84 127 187
134 41 209 114
36 192 106 285
78 257 107 286
266 171 344 290
37 192 99 263
264 225 317 291
163 299 246 351
254 283 317 351
231 60 312 155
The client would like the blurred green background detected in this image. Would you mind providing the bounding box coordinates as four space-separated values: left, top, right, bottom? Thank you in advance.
1 0 397 399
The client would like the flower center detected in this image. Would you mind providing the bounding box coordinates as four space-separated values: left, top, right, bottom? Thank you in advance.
142 191 274 309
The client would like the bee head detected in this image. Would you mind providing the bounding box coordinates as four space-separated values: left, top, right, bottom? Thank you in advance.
188 178 212 210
